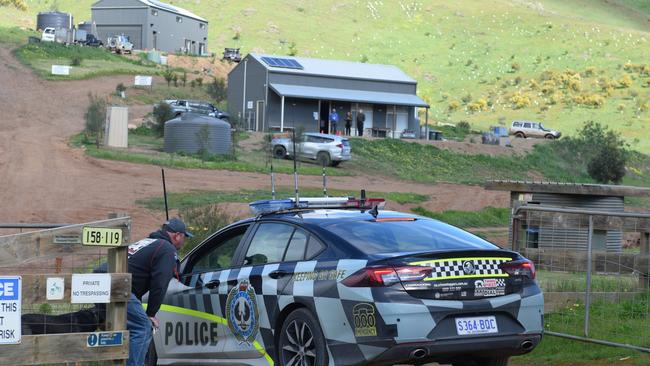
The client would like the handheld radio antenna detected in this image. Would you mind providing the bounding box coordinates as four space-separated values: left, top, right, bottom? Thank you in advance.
161 168 169 220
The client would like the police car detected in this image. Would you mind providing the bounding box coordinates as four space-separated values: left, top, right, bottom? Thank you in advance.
147 197 543 366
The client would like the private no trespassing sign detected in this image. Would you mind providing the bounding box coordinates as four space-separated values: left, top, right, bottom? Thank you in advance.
0 276 21 344
71 274 111 304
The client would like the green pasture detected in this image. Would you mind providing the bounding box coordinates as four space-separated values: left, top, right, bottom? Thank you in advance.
3 1 650 150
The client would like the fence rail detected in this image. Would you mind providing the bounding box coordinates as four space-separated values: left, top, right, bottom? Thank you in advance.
513 205 650 353
0 217 132 365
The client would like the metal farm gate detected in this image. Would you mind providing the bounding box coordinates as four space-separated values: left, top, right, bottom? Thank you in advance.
0 217 131 365
513 205 650 353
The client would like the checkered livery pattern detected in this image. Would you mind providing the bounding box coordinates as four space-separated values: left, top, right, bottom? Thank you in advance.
421 258 510 280
154 257 543 366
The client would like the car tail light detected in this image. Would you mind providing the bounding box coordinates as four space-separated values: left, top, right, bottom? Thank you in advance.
336 143 344 149
499 259 536 279
342 266 433 287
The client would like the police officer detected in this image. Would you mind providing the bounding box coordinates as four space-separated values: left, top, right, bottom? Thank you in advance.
126 218 192 366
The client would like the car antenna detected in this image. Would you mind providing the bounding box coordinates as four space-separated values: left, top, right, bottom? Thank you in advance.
292 128 300 206
369 204 379 219
268 128 276 199
161 168 169 220
322 159 328 197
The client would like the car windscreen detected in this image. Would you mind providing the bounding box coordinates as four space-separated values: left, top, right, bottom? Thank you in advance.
322 218 498 254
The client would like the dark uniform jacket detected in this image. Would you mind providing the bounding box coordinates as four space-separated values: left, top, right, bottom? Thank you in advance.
128 230 179 317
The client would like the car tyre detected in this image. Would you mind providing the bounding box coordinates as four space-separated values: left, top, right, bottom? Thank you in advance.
273 145 287 159
331 161 341 167
316 152 331 167
278 308 328 366
453 356 509 366
544 134 555 139
514 132 525 138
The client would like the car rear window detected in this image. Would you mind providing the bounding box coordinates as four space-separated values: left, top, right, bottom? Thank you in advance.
322 218 498 254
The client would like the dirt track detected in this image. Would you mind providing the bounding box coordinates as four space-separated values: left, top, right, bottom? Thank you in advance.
0 48 510 239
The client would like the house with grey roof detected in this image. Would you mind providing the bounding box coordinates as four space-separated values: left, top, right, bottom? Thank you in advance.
91 0 208 54
227 54 429 137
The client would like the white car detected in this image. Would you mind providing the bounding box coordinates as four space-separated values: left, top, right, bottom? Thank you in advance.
272 132 351 167
510 120 561 139
41 27 55 42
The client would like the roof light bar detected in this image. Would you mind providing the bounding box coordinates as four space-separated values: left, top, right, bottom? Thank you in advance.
249 196 386 215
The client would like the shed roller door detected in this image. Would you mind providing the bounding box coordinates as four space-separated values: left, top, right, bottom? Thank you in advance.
97 25 142 49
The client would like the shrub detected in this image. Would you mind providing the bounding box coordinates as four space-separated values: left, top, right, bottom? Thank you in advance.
84 93 106 147
461 93 472 104
288 42 298 56
162 67 174 87
360 54 369 63
529 79 539 90
172 74 178 87
618 104 626 112
619 74 633 88
584 66 597 77
509 92 531 109
510 62 521 72
456 121 471 131
206 77 227 103
579 121 629 183
178 205 233 256
467 99 488 112
70 56 82 66
549 91 563 105
152 102 174 136
448 100 461 112
572 94 604 108
541 80 555 95
181 71 187 87
195 77 204 87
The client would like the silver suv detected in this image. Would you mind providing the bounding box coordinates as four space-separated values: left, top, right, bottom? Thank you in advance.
510 120 561 139
272 132 351 167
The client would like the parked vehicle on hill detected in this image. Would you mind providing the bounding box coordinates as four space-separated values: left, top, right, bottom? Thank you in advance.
81 34 103 47
41 27 55 42
272 132 351 167
510 120 561 139
107 34 133 54
164 100 230 121
145 197 543 366
222 47 242 62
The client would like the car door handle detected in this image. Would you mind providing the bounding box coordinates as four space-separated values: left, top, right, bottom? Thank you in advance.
269 270 289 279
204 280 220 289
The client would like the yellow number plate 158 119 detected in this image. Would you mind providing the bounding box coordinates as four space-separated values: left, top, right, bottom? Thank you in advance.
82 227 123 246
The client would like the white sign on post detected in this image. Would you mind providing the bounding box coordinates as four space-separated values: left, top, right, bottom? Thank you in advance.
0 276 21 344
71 274 111 303
46 277 65 300
134 75 153 86
247 101 253 109
51 65 70 75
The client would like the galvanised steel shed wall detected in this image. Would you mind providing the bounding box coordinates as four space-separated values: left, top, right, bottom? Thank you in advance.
525 193 624 252
227 56 268 129
164 114 231 155
148 7 207 53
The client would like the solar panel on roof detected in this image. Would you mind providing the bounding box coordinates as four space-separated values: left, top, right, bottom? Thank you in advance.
261 56 303 70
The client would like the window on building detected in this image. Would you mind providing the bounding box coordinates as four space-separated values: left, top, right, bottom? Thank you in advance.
151 9 158 16
199 23 205 29
176 16 183 23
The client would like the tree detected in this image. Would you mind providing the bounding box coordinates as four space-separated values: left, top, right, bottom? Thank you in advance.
0 0 27 10
152 102 174 137
162 67 174 87
84 93 106 148
206 77 227 103
577 121 629 184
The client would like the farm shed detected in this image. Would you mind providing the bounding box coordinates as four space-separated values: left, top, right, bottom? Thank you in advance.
227 53 429 138
91 0 208 54
485 180 650 252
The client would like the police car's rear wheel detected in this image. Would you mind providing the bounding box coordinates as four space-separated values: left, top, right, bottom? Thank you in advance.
144 339 158 366
279 308 328 366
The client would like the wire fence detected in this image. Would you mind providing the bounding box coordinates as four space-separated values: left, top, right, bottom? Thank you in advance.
513 206 650 352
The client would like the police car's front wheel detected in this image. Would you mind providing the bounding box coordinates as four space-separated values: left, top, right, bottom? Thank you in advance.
278 308 328 366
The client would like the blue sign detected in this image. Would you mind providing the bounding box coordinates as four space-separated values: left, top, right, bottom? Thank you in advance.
87 332 123 347
0 278 19 300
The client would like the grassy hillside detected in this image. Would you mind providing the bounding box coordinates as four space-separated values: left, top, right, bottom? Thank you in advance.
3 0 650 151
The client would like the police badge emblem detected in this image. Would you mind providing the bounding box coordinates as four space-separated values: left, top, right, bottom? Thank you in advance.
226 280 260 344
